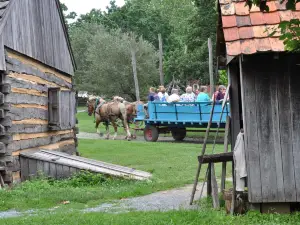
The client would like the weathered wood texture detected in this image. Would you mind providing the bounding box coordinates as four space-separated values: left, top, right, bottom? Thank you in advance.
1 0 74 75
228 62 241 150
0 44 76 184
241 54 300 203
20 150 152 181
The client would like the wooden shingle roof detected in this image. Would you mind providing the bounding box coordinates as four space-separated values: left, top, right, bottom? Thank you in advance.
219 0 298 56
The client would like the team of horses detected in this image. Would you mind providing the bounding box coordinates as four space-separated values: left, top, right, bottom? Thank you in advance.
86 96 141 141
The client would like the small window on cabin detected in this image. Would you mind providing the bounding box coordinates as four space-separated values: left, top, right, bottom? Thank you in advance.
48 88 61 129
48 88 76 131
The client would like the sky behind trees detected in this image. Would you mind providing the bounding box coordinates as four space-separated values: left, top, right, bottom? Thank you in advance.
60 0 125 15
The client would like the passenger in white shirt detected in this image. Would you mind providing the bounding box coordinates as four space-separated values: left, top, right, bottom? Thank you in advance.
180 86 195 102
167 89 180 103
157 86 169 102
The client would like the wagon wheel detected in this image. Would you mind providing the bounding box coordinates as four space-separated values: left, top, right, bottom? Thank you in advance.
144 125 159 142
171 128 186 141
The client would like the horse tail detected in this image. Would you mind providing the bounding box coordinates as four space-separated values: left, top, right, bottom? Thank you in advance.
119 103 126 118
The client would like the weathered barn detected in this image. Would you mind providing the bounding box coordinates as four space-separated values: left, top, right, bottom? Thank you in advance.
0 0 77 184
217 0 300 210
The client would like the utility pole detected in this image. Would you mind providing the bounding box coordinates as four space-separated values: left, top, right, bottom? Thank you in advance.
130 38 140 102
158 33 164 86
208 38 214 97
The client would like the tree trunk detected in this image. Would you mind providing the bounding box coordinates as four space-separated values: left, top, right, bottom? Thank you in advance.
208 38 214 97
130 43 140 102
158 33 164 86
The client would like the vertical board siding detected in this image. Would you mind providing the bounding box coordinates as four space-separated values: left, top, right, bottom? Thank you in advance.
242 55 300 203
270 70 285 202
1 0 74 75
242 62 262 203
255 70 278 202
277 67 297 202
290 57 300 202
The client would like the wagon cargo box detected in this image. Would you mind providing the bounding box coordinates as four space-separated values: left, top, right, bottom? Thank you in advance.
20 150 152 181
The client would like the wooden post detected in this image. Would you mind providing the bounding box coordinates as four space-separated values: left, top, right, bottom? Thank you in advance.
158 33 164 86
208 38 214 97
221 116 230 191
207 163 212 196
190 99 216 205
211 163 220 209
130 39 140 102
231 161 236 215
0 174 4 188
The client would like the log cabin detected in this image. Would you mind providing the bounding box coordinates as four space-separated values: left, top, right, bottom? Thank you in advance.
217 0 300 212
0 0 77 184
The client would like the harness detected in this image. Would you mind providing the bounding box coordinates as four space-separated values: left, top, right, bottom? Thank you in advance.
94 98 105 115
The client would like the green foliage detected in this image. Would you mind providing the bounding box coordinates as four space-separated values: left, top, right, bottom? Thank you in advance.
165 0 217 83
69 22 158 100
248 0 300 51
218 70 228 86
277 19 300 51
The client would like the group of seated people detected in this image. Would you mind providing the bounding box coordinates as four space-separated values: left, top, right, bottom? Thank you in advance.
148 85 227 103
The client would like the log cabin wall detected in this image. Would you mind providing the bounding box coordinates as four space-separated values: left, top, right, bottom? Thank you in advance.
240 53 300 203
0 0 75 75
0 50 77 184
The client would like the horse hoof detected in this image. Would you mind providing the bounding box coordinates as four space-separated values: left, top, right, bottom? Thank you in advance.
127 139 131 141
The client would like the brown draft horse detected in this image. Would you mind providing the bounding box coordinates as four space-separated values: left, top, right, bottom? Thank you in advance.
87 97 132 140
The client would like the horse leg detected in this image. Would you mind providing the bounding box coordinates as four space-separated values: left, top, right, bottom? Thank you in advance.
95 118 102 136
111 120 118 140
122 119 131 141
105 121 110 140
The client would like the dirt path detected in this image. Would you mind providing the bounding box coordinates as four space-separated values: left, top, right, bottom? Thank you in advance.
84 184 206 213
0 184 206 219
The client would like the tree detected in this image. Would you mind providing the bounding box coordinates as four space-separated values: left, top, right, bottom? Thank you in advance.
70 23 158 101
60 2 77 21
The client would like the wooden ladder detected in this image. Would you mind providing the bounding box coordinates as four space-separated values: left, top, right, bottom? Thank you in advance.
190 104 234 212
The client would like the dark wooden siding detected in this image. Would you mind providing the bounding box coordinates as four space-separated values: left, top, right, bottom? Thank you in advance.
241 54 300 203
1 0 74 75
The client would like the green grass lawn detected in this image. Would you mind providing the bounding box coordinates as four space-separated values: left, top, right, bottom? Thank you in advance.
1 139 298 224
0 140 229 212
2 203 300 225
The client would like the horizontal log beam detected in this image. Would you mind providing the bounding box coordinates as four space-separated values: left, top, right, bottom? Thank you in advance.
12 104 47 110
6 93 48 105
12 139 76 156
198 152 233 164
6 51 72 84
7 76 48 93
8 107 48 121
13 129 73 141
8 124 49 134
8 73 70 91
11 87 47 97
12 119 48 125
9 133 74 153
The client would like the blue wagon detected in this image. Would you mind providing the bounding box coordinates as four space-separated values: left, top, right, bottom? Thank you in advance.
135 102 230 142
